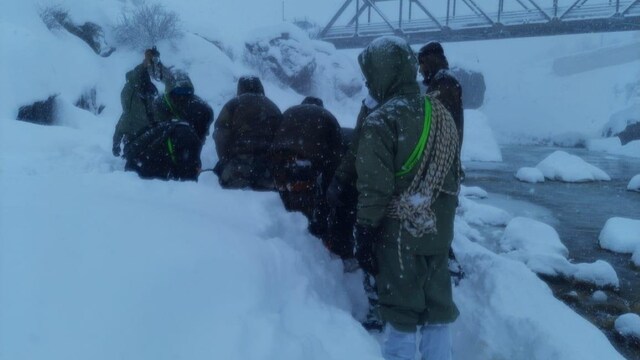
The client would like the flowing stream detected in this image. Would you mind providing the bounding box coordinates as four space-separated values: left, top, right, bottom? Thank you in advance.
464 145 640 359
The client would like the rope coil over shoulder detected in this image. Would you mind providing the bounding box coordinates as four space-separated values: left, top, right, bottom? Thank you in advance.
386 93 460 237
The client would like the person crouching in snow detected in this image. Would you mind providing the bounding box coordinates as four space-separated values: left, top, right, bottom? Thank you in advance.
352 36 461 360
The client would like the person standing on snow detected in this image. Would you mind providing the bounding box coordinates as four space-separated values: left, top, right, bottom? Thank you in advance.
269 96 352 259
212 76 282 190
418 41 464 144
351 36 461 360
112 47 163 160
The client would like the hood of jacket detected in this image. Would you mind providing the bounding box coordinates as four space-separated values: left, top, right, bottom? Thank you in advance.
358 36 420 103
237 76 265 96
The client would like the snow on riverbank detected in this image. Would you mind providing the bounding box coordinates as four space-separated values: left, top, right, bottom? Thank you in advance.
461 110 502 162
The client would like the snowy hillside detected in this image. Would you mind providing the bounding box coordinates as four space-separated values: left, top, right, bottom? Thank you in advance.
1 1 636 359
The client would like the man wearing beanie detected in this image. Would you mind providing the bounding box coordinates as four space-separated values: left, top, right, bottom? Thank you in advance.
418 42 464 145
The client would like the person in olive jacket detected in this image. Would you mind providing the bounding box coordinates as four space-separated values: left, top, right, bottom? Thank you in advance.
351 37 461 360
112 47 162 159
213 76 282 190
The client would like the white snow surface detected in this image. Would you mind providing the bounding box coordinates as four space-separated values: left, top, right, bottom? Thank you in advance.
629 174 640 192
536 151 611 182
0 1 628 359
461 110 502 162
515 167 545 183
599 217 640 254
614 313 640 339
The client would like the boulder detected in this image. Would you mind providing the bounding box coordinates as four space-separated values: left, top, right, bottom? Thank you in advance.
450 67 486 109
245 32 317 95
17 95 59 125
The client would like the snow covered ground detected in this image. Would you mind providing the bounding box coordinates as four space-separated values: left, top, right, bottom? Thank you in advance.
1 0 635 359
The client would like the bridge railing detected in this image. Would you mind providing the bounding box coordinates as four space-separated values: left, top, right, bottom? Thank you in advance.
320 0 640 42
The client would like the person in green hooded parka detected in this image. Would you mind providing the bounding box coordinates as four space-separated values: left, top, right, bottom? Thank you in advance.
351 36 461 360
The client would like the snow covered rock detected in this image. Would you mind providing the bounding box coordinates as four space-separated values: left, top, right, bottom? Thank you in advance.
633 248 640 267
458 197 512 226
461 110 502 162
450 67 485 109
602 104 640 142
614 313 640 340
628 174 640 192
500 217 619 288
591 290 607 302
536 151 611 182
244 24 362 100
460 185 488 199
500 217 568 259
599 217 640 254
515 167 545 183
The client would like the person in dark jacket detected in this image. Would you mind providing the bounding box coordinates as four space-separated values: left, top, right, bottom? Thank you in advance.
270 96 352 259
213 76 282 190
112 47 162 158
154 69 214 143
124 69 213 181
418 42 464 145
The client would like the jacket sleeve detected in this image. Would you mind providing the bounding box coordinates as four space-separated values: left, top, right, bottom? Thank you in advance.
333 103 371 188
355 113 396 228
213 100 235 160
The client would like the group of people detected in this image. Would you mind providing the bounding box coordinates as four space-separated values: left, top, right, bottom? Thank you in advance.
112 37 464 360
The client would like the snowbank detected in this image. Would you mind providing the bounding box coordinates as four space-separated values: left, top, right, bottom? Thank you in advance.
515 167 545 183
536 151 611 182
629 174 640 192
599 217 640 254
461 110 502 162
602 103 640 137
614 313 640 340
460 185 488 199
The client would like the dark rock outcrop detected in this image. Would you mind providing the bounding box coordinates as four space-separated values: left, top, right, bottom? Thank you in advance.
75 87 105 115
41 7 115 57
17 95 59 125
618 122 640 145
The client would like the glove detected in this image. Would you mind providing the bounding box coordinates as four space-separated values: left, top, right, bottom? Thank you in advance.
326 178 346 207
112 142 121 157
354 224 379 276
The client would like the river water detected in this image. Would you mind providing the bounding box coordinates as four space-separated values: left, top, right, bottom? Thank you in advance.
464 145 640 359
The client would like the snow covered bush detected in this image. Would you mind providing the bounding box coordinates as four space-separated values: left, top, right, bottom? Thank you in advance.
114 1 182 50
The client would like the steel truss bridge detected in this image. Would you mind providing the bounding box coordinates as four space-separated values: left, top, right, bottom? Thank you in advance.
319 0 640 47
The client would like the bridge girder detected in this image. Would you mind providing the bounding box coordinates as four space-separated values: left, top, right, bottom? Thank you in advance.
319 0 640 48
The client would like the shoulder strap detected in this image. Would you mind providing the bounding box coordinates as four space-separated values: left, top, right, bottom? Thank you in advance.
396 97 432 177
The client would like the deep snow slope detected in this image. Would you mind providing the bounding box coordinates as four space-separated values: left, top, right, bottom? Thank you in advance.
0 1 632 359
